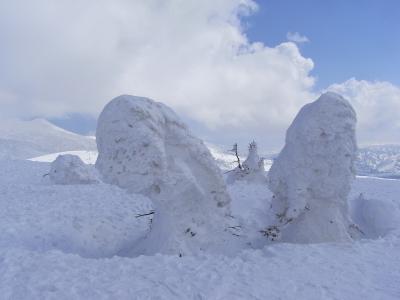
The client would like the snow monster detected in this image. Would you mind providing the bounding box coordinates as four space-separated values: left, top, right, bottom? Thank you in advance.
96 95 236 255
268 92 359 243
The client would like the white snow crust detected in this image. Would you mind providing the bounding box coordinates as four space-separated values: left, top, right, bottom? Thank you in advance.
96 95 235 255
268 92 358 243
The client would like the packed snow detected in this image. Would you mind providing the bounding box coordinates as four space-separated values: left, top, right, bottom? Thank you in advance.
0 93 400 299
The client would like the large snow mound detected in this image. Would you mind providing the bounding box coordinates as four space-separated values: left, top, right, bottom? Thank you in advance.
0 118 96 160
49 154 99 184
96 95 235 255
268 92 358 243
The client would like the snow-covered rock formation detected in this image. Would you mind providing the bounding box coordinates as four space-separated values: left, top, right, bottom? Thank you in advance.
267 92 358 243
50 154 98 185
96 95 234 255
227 141 266 184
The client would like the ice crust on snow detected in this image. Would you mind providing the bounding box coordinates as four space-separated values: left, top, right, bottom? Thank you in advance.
49 154 99 184
268 92 358 243
96 95 234 255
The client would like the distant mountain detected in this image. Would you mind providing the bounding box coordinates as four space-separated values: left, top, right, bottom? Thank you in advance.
356 145 400 179
0 119 96 160
3 118 399 180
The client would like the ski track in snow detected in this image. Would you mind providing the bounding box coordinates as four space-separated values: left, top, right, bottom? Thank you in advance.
0 158 400 299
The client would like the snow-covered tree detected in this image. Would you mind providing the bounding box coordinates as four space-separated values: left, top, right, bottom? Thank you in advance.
227 141 266 184
267 92 358 243
49 154 99 185
95 95 237 255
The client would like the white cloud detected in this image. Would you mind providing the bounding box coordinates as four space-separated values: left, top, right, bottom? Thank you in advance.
0 0 316 150
327 78 400 146
286 32 309 43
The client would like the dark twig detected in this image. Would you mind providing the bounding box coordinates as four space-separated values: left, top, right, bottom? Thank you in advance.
136 211 155 218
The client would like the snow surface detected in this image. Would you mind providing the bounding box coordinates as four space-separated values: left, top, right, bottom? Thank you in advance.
96 95 235 255
0 159 153 259
268 92 358 243
0 158 400 299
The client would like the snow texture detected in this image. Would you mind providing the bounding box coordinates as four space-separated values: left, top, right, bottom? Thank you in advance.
1 159 400 299
96 95 235 255
0 159 153 258
49 154 99 184
268 92 358 243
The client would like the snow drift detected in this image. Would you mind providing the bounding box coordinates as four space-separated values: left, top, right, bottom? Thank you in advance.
268 92 359 243
96 95 234 255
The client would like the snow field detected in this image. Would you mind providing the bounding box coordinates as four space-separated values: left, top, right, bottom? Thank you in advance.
0 159 153 258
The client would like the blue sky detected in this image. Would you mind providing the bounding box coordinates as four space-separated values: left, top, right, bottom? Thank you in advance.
246 0 400 89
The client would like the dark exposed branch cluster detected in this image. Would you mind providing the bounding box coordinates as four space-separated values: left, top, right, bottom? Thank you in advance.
229 143 242 170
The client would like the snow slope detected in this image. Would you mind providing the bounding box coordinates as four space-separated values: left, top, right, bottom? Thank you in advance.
0 118 96 160
0 158 399 299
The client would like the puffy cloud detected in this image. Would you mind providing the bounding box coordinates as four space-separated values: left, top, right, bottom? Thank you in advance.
0 0 316 150
327 78 400 146
286 32 309 44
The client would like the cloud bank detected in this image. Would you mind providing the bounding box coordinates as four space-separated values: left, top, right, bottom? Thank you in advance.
0 0 316 149
327 78 400 146
0 0 398 150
